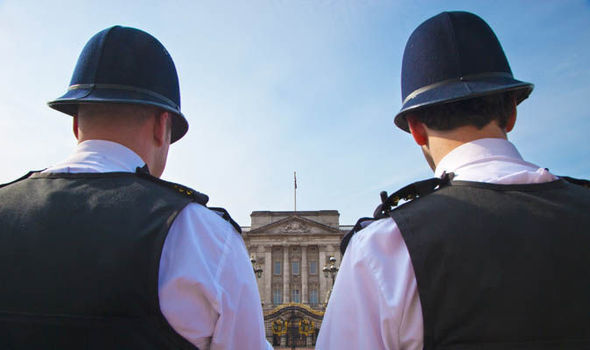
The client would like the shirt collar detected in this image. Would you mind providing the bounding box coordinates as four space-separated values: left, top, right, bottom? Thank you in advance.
64 140 145 173
434 138 523 178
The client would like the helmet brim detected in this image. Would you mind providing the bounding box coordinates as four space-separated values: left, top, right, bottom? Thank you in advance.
48 86 188 143
394 76 534 132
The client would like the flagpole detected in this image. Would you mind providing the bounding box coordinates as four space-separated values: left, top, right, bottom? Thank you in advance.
294 171 297 212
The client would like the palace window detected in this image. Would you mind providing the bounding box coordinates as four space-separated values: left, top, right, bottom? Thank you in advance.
273 261 281 275
273 287 282 305
309 261 318 275
309 289 319 306
292 289 301 303
292 261 300 275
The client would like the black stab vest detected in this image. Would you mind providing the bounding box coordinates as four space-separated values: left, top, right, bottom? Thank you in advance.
0 172 201 349
391 180 590 349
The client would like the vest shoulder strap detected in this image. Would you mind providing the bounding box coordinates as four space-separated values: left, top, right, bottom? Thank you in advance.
208 207 242 234
0 170 44 188
340 217 378 255
135 167 209 206
340 172 454 255
3 168 241 235
135 168 242 234
559 175 590 189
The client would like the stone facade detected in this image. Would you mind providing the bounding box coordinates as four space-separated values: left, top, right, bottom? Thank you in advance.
243 210 349 347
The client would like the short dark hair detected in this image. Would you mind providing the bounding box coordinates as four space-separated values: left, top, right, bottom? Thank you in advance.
410 91 515 131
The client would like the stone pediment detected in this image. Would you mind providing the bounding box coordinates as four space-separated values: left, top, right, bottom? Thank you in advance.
283 220 310 233
249 215 340 235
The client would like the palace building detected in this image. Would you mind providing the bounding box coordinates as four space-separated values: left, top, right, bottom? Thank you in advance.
243 210 350 348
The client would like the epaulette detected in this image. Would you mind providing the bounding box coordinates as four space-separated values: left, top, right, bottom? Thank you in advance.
372 172 454 219
560 176 590 189
135 166 209 205
0 170 44 189
340 172 454 255
135 167 242 234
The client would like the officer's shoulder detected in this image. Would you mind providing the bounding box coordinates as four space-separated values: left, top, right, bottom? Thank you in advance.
340 174 452 255
135 171 242 234
559 175 590 189
135 171 210 205
179 202 241 233
0 170 44 189
190 204 242 234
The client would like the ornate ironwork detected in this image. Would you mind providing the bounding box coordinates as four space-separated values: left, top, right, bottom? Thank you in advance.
266 303 323 348
264 302 325 319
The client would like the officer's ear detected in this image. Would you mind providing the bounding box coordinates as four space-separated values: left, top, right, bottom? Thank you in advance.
505 97 517 133
407 115 428 146
72 115 79 140
153 111 171 147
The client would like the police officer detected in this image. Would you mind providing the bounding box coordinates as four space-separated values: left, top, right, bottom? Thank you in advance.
317 11 590 349
0 26 271 349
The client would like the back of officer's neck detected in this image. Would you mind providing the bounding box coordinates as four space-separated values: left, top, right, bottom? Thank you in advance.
75 113 156 174
426 121 508 169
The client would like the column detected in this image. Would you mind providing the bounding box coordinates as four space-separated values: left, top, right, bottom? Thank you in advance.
283 246 289 303
318 248 326 306
255 254 263 299
264 247 272 306
301 245 308 304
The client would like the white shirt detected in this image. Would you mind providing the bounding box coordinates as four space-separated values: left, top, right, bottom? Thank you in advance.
316 138 557 350
43 140 272 350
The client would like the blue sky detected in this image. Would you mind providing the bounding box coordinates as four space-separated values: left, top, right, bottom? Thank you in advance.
1 0 589 225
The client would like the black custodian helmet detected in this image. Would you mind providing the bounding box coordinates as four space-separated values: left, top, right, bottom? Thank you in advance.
48 26 188 143
394 12 534 132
